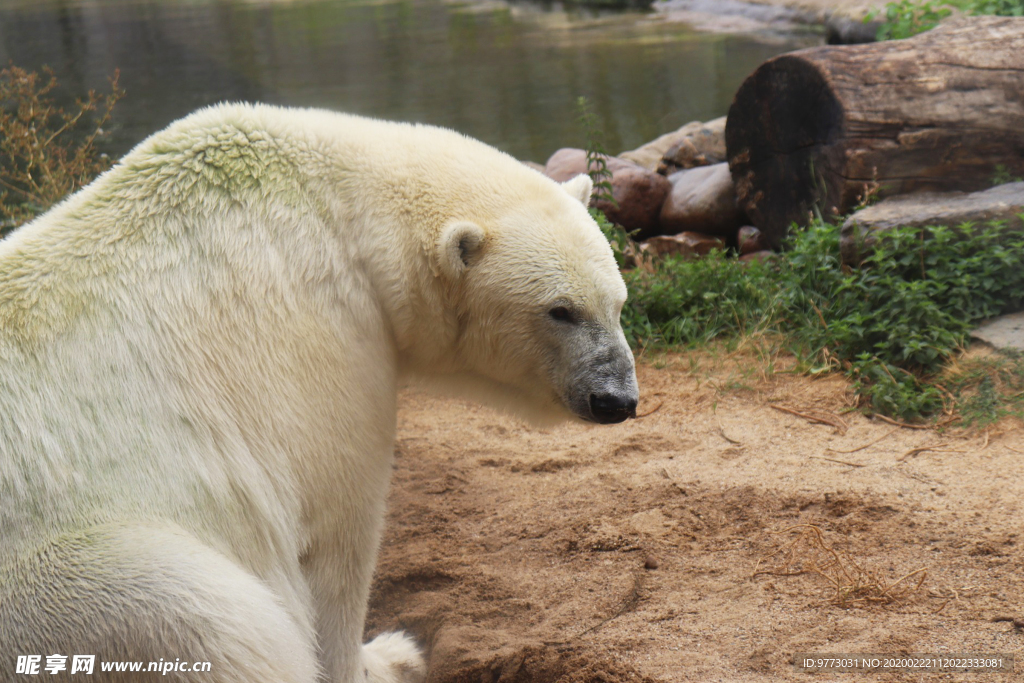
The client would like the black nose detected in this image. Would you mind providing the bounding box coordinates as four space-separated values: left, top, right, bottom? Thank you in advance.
589 393 638 424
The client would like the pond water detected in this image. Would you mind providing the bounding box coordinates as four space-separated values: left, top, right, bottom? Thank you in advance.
0 0 820 163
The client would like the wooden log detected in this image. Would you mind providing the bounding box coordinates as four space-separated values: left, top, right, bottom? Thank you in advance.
726 16 1024 248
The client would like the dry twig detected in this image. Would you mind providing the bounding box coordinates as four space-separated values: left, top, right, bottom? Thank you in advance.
828 426 900 454
898 442 950 461
717 422 742 445
636 401 663 419
810 455 866 468
874 414 932 430
770 404 848 434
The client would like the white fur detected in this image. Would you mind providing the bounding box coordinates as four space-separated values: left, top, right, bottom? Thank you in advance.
0 104 635 682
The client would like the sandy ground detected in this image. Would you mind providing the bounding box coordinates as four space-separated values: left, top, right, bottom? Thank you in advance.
366 348 1024 682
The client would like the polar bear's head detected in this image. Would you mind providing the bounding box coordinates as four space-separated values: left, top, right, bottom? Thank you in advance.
430 173 639 425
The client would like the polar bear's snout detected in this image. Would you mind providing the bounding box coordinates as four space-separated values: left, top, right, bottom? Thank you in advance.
567 335 639 424
584 363 639 424
589 391 638 424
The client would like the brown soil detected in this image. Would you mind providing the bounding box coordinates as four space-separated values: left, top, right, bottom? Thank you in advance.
366 349 1024 682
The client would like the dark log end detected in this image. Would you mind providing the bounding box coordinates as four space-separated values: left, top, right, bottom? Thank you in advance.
727 54 845 248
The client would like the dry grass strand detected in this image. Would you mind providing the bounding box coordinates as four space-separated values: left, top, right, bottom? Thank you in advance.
753 524 927 608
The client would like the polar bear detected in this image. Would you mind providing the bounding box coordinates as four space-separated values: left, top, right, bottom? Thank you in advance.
0 104 638 683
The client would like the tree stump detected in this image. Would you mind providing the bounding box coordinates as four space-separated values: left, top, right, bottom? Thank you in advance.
726 16 1024 248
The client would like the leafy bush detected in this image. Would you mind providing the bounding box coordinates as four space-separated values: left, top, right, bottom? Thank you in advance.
868 0 1024 41
956 0 1024 15
0 65 123 237
868 0 952 39
622 249 776 348
621 220 1024 420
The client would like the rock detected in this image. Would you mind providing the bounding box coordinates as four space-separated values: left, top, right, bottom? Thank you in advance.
574 0 655 8
657 117 726 175
544 148 671 239
825 14 881 44
659 139 711 173
739 250 775 264
521 160 546 173
737 226 767 255
971 312 1024 351
644 554 660 570
840 182 1024 265
641 232 724 260
654 0 808 34
618 120 705 172
659 163 743 239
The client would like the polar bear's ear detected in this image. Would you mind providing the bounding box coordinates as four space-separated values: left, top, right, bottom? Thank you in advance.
436 221 486 279
561 174 594 205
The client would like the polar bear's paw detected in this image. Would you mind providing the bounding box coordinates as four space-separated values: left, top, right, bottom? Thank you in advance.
362 631 427 683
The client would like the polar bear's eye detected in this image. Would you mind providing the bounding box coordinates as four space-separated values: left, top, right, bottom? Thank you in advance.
549 306 573 323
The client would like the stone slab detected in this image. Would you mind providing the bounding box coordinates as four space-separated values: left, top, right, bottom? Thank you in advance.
971 312 1024 351
840 181 1024 265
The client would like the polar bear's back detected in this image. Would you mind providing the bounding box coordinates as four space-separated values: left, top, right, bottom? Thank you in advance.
1 103 559 269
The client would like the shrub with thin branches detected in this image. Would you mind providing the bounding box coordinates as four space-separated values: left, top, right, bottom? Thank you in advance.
0 65 124 237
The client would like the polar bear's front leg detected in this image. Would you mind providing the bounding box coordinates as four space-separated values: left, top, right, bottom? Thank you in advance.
362 632 427 683
305 537 426 683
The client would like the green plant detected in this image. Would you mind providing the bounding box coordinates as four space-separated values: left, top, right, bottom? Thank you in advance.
575 95 614 206
784 221 1024 417
0 65 124 237
992 165 1024 186
953 0 1024 15
621 249 777 348
620 218 1024 420
590 205 635 271
867 0 953 40
575 95 636 270
868 0 1024 42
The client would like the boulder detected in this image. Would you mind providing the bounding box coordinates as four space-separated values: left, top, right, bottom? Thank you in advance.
657 117 726 175
737 226 767 255
841 182 1024 265
972 311 1024 351
618 120 706 172
659 163 743 239
640 232 724 260
545 148 671 239
825 14 881 44
654 0 808 34
739 250 775 264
